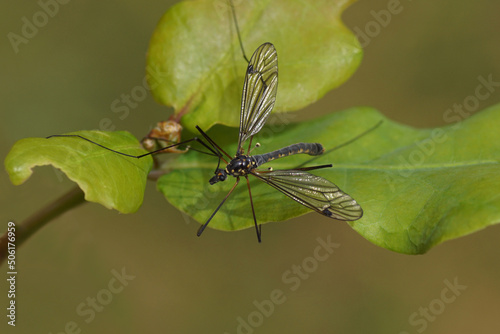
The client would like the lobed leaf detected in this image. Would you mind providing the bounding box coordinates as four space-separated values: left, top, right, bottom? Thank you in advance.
158 105 500 254
146 0 361 132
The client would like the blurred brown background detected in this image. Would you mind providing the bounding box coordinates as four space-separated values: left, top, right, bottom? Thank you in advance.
1 0 499 333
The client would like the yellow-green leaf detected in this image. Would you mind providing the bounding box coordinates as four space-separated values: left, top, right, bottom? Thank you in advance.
5 131 152 214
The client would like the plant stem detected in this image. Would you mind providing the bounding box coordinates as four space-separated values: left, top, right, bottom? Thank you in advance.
0 186 85 266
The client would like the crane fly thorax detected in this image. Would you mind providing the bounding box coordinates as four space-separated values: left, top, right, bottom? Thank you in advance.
226 155 256 177
208 155 257 185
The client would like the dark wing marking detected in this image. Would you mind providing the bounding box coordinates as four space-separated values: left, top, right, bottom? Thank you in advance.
237 43 278 153
252 169 363 221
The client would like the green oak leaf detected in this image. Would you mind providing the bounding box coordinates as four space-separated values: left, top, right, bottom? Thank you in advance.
5 131 152 214
157 105 500 254
147 0 361 132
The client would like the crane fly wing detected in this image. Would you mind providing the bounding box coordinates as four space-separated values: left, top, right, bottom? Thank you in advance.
252 169 363 221
237 43 278 153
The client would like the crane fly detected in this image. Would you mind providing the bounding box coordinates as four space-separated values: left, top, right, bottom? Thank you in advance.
48 42 363 242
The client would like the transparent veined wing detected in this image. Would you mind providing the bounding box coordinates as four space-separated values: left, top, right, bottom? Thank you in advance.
252 169 363 221
237 43 278 153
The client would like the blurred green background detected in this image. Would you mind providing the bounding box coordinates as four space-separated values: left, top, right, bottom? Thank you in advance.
1 0 500 333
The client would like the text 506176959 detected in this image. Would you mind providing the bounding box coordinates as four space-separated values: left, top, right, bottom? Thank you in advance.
7 221 16 327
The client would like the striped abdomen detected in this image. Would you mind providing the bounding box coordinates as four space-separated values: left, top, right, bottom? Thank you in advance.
252 143 324 168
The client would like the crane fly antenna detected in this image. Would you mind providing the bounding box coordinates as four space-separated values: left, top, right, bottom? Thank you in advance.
195 126 233 162
194 125 231 176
